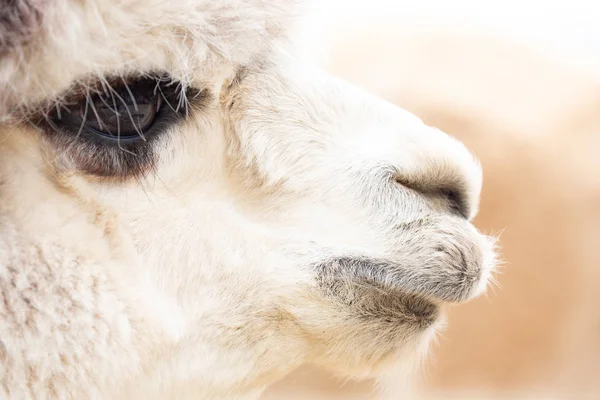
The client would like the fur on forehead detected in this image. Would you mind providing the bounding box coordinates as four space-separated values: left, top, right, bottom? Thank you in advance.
0 0 302 123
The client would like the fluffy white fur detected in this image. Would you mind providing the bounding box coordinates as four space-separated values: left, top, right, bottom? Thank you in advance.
0 1 496 398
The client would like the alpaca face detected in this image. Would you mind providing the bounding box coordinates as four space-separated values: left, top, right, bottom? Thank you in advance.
0 1 496 398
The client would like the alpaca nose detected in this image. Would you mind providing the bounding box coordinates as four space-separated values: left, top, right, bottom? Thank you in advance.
398 179 470 219
355 112 483 220
350 114 482 219
394 165 475 219
392 125 482 220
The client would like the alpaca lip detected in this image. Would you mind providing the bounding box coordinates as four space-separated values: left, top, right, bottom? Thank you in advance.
315 254 487 305
316 258 441 325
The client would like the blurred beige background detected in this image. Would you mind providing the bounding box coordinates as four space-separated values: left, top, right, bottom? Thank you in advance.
264 1 600 399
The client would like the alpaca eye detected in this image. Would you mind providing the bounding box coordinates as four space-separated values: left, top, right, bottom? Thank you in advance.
54 77 166 142
37 73 206 179
82 81 162 140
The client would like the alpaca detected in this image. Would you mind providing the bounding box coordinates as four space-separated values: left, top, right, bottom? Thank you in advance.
0 1 496 399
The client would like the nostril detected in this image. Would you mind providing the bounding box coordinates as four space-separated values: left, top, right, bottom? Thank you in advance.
395 174 470 219
439 187 468 219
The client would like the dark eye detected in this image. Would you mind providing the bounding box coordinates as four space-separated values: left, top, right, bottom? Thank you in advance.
82 79 162 140
38 73 206 179
53 76 171 143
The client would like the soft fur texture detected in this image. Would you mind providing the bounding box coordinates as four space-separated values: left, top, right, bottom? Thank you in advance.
0 1 496 399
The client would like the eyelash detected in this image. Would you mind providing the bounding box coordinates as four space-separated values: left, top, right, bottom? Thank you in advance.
35 74 204 180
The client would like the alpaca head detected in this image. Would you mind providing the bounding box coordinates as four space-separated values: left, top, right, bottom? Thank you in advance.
0 0 496 398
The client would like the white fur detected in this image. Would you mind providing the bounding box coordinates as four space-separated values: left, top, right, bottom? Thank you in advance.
0 1 496 399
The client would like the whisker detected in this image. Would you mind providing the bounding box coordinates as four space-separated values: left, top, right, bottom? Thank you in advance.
85 92 106 131
121 77 139 112
107 81 146 141
156 82 177 114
